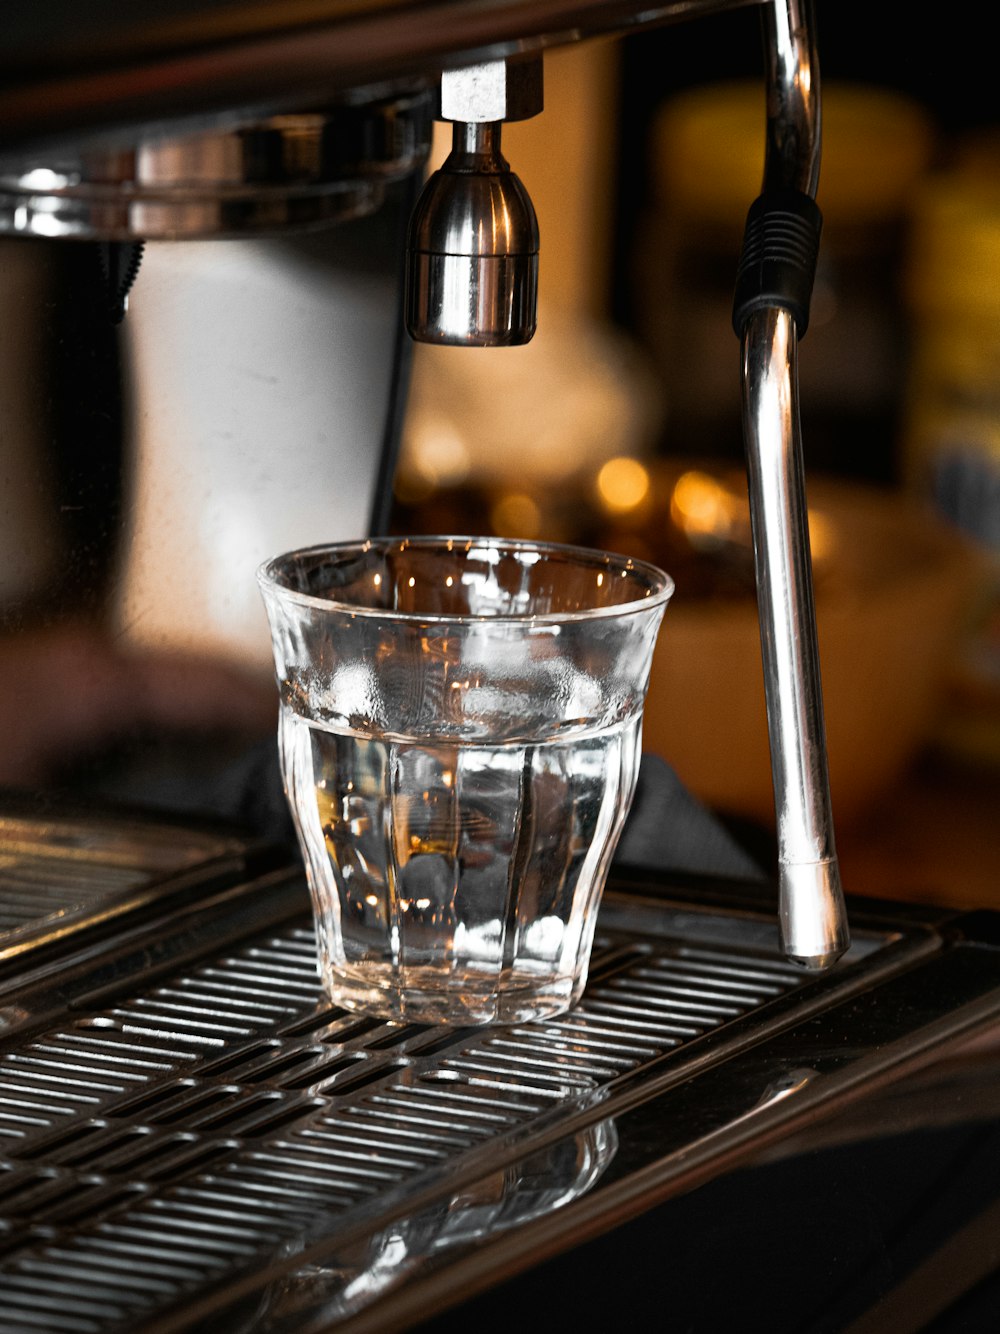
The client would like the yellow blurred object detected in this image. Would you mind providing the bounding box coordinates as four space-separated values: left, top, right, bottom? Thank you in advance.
669 469 746 549
901 155 1000 766
641 477 981 828
651 80 937 229
595 457 651 514
400 307 663 495
636 79 938 477
490 492 543 538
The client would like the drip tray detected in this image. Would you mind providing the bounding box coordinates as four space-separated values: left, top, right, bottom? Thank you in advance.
2 807 1000 1332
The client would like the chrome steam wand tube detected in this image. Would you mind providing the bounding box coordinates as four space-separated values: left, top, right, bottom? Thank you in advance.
734 0 850 967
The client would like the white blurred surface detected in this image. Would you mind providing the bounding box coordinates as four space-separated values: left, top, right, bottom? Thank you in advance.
115 237 396 670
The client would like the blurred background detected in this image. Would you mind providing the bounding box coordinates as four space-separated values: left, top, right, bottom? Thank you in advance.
388 3 1000 906
2 1 999 908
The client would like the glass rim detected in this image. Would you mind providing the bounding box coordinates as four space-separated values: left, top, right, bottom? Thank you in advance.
256 534 674 625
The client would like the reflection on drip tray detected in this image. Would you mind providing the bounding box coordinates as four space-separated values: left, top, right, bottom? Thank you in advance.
244 1118 618 1331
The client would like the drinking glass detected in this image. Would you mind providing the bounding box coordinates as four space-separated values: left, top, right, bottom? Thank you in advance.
258 535 672 1024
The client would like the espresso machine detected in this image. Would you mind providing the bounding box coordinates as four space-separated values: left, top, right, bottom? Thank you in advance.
2 3 1000 1330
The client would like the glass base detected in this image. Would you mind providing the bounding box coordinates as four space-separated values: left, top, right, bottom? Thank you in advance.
321 961 584 1026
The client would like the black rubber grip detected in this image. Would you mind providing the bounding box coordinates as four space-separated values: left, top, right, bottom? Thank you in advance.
732 190 823 338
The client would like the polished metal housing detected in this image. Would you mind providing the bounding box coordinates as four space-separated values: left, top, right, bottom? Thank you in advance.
0 91 432 239
406 57 542 346
406 120 539 345
438 57 544 123
738 0 849 967
0 3 751 164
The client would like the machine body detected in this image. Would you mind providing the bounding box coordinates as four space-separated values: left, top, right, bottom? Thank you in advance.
0 0 849 963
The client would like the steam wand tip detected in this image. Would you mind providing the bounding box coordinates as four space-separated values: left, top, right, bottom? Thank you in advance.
779 857 851 970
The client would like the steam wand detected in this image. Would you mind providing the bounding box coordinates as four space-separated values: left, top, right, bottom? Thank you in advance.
733 0 850 967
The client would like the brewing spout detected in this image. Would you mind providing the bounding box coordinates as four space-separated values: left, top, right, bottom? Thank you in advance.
405 57 542 346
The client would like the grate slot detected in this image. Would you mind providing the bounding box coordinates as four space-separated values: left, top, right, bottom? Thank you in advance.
141 1140 239 1184
98 1215 262 1259
69 1129 190 1174
0 857 146 936
631 960 790 997
281 1053 369 1091
17 1123 109 1164
282 1013 381 1042
363 1024 430 1051
249 1145 401 1189
191 967 319 1001
232 949 323 985
92 1224 236 1269
0 1110 52 1141
0 1169 60 1208
42 1184 150 1229
0 1065 111 1107
20 1254 180 1298
30 1035 190 1074
110 1081 224 1124
506 1023 661 1062
475 1036 634 1079
152 1086 266 1127
543 1010 684 1047
3 1054 138 1091
5 1175 89 1218
171 1180 320 1218
585 943 653 975
34 1244 199 1284
325 1104 485 1150
181 1091 316 1135
301 1120 450 1163
104 1081 201 1123
318 1059 408 1096
576 997 703 1036
146 1196 291 1239
275 1130 433 1175
0 1067 112 1103
185 1041 280 1080
406 1026 487 1058
440 1054 600 1094
225 1164 356 1210
294 1125 444 1169
602 979 746 1021
111 1008 268 1046
0 1271 130 1318
0 1308 102 1333
386 1080 551 1120
240 1045 327 1084
139 988 300 1021
672 945 807 983
365 1086 542 1127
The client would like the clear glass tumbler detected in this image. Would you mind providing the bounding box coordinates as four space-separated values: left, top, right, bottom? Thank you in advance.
258 536 672 1024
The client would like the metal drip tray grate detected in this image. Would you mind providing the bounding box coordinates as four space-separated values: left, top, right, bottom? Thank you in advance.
1 811 1000 1331
0 913 811 1328
0 805 263 973
0 855 148 933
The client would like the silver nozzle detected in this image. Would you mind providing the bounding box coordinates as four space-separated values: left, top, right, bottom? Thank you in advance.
405 57 542 347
